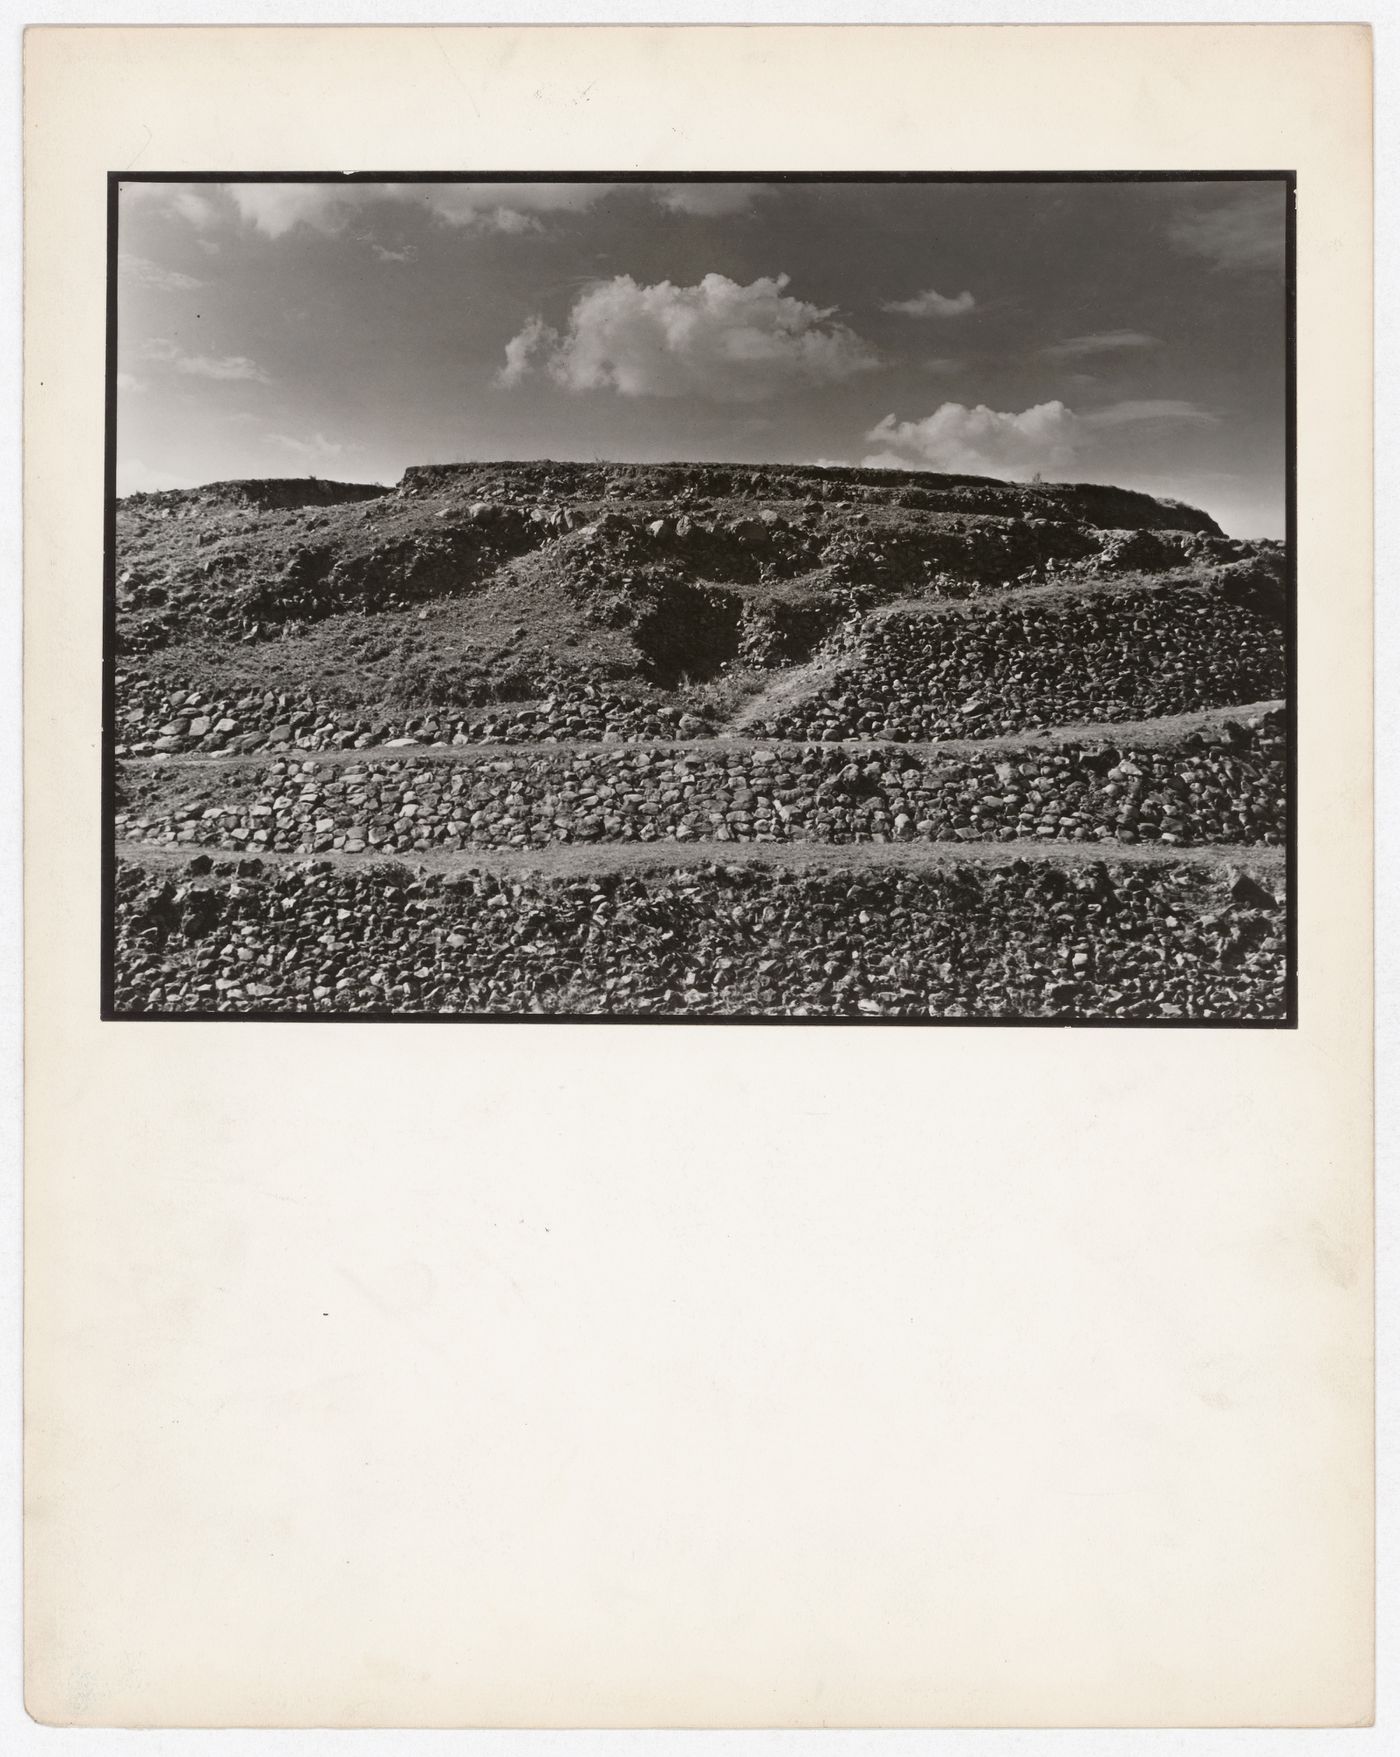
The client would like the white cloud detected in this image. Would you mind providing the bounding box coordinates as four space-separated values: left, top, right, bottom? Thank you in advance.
496 315 553 388
370 241 418 263
1167 184 1286 272
653 183 769 217
224 181 614 240
483 207 542 235
226 180 763 236
118 252 205 292
119 179 787 247
865 397 1218 480
866 402 1080 479
115 371 141 392
408 183 613 228
226 185 343 238
1043 329 1159 359
501 272 878 402
881 287 976 318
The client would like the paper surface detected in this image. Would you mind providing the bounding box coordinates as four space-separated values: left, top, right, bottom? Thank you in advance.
23 24 1373 1727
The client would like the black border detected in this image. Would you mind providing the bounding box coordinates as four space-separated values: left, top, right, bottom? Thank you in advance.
102 170 1298 1029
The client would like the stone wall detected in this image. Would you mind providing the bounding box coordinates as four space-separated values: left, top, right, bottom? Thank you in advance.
118 714 1285 857
112 855 1287 1020
114 676 711 757
750 581 1286 741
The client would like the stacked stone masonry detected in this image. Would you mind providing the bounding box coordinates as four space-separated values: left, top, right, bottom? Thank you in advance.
117 713 1285 858
115 676 713 757
113 857 1287 1021
749 581 1286 741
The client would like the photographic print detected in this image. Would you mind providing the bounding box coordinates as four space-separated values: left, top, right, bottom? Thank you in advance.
29 25 1373 1733
106 174 1293 1023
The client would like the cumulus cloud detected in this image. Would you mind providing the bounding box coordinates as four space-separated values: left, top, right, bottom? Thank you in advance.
1167 184 1286 273
865 397 1218 480
866 402 1080 479
882 287 976 318
118 252 205 292
225 185 345 238
499 272 878 402
1043 329 1158 359
496 315 553 388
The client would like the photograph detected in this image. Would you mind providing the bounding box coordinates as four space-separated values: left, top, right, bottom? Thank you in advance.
26 21 1373 1736
106 173 1293 1023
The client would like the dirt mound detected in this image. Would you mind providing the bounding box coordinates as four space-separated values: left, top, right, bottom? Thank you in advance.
395 459 1226 537
122 477 390 515
113 458 1259 683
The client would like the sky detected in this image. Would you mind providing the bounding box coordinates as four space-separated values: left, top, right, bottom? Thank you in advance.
116 177 1289 538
